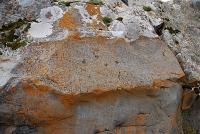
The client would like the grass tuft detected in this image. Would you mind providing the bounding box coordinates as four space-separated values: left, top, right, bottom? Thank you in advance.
58 1 71 6
143 6 152 12
102 17 112 26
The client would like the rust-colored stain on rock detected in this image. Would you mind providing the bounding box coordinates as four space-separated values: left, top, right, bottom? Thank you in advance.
135 114 145 125
85 4 101 16
115 126 145 134
58 12 76 30
67 32 81 41
182 90 197 110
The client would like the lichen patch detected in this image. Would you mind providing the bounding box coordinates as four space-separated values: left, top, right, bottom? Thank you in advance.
85 4 101 17
58 12 76 30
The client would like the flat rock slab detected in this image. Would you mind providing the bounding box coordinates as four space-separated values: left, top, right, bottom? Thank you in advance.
13 36 184 94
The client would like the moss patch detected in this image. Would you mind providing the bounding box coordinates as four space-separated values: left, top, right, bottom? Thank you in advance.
102 17 112 26
59 0 81 6
58 1 71 6
88 0 103 5
143 6 152 12
0 19 28 32
0 19 30 50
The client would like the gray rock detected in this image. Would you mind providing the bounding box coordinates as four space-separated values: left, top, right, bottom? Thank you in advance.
11 126 37 134
0 37 184 134
0 0 51 28
192 0 200 10
156 0 200 82
0 1 193 134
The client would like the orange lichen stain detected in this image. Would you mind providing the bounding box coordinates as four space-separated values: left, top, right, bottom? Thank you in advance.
85 4 101 16
90 88 109 95
135 114 145 125
170 114 179 132
152 80 173 88
136 127 145 134
123 126 137 134
115 37 126 44
15 80 76 126
85 4 106 30
116 126 136 134
21 80 53 96
115 126 145 134
58 12 76 30
182 90 195 110
94 36 108 44
67 32 81 41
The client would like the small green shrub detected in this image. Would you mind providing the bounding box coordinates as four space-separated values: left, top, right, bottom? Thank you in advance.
0 19 29 50
89 0 103 5
0 19 27 32
102 17 112 26
143 6 152 12
58 1 71 6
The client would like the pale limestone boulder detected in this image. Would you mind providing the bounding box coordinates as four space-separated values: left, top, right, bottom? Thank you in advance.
0 36 184 134
0 1 187 134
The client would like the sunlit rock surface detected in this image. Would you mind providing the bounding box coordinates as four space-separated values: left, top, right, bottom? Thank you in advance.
0 36 184 134
1 0 197 134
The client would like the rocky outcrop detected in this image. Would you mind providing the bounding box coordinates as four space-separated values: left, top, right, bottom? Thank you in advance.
155 0 200 82
0 36 184 134
0 0 192 134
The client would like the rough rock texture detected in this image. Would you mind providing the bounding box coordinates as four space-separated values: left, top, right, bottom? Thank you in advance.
182 98 200 134
0 0 51 27
0 36 184 134
0 0 193 134
157 0 200 82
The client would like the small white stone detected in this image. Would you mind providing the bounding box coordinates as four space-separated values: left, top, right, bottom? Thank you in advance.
28 22 53 38
160 0 171 2
18 0 34 6
109 20 126 37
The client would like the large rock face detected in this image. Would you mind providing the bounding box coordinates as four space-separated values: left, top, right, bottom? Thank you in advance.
0 36 184 134
156 0 200 82
0 0 187 134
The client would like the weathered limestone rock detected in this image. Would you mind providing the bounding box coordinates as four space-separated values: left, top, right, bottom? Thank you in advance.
0 0 188 134
0 36 184 134
155 0 200 82
0 0 51 27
